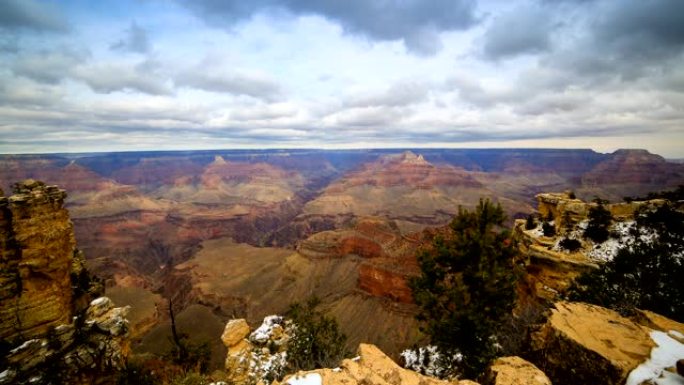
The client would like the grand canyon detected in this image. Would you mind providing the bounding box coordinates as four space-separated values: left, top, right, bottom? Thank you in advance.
2 148 683 357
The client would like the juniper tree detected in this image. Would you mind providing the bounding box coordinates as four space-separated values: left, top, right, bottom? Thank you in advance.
285 296 348 372
584 197 611 243
409 199 520 379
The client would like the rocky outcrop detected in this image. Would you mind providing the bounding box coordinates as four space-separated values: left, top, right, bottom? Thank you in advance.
530 302 654 385
1 296 130 385
516 192 670 301
0 180 78 341
221 316 290 385
482 356 551 385
0 181 130 385
302 151 486 225
281 343 479 385
298 217 422 304
535 191 666 230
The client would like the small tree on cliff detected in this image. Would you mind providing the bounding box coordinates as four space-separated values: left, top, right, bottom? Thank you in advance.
583 197 611 243
409 199 520 379
286 296 348 372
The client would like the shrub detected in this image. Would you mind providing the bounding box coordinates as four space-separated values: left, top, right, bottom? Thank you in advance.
558 238 581 252
583 198 611 243
286 296 348 372
525 214 536 230
569 203 684 321
542 221 556 237
409 199 520 379
117 362 160 385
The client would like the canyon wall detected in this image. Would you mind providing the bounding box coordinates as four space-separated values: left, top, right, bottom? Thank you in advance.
0 180 130 385
0 180 76 341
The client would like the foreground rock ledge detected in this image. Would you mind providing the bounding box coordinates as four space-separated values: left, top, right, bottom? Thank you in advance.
280 343 479 385
483 356 551 385
530 302 654 385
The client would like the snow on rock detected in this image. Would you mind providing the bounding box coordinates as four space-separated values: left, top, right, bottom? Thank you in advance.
286 373 322 385
626 330 684 385
585 221 634 262
400 345 462 378
250 315 285 344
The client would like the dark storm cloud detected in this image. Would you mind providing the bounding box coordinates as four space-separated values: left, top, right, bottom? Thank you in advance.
550 0 684 76
183 0 477 55
482 5 554 59
0 0 69 32
594 0 684 59
110 22 151 54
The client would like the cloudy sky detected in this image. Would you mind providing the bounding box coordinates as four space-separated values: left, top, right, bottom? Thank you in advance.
1 0 683 157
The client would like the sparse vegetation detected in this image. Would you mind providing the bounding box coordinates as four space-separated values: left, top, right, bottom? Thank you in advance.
285 296 348 372
409 199 520 379
624 185 684 202
542 221 556 237
558 238 582 252
167 300 211 373
569 202 684 321
583 198 611 243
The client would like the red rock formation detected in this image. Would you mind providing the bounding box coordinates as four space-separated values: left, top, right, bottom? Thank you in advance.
582 149 684 186
297 217 423 303
327 151 482 191
358 263 414 304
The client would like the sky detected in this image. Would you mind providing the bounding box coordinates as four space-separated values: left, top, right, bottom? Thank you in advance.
0 0 683 157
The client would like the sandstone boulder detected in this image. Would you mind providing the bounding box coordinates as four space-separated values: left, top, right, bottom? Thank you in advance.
483 356 551 385
281 343 479 385
221 319 251 347
530 302 654 385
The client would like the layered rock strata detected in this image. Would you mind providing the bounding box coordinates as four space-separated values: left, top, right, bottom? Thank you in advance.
0 180 77 341
0 180 130 385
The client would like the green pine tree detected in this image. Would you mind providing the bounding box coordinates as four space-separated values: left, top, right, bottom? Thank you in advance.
583 198 611 243
409 199 520 379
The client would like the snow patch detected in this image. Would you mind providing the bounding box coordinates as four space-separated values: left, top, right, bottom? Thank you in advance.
250 315 284 344
90 297 110 307
0 369 16 382
10 339 41 354
401 345 462 378
626 330 684 385
286 373 322 385
669 330 684 340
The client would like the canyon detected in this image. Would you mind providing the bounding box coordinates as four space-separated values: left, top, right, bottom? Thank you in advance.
1 148 683 366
